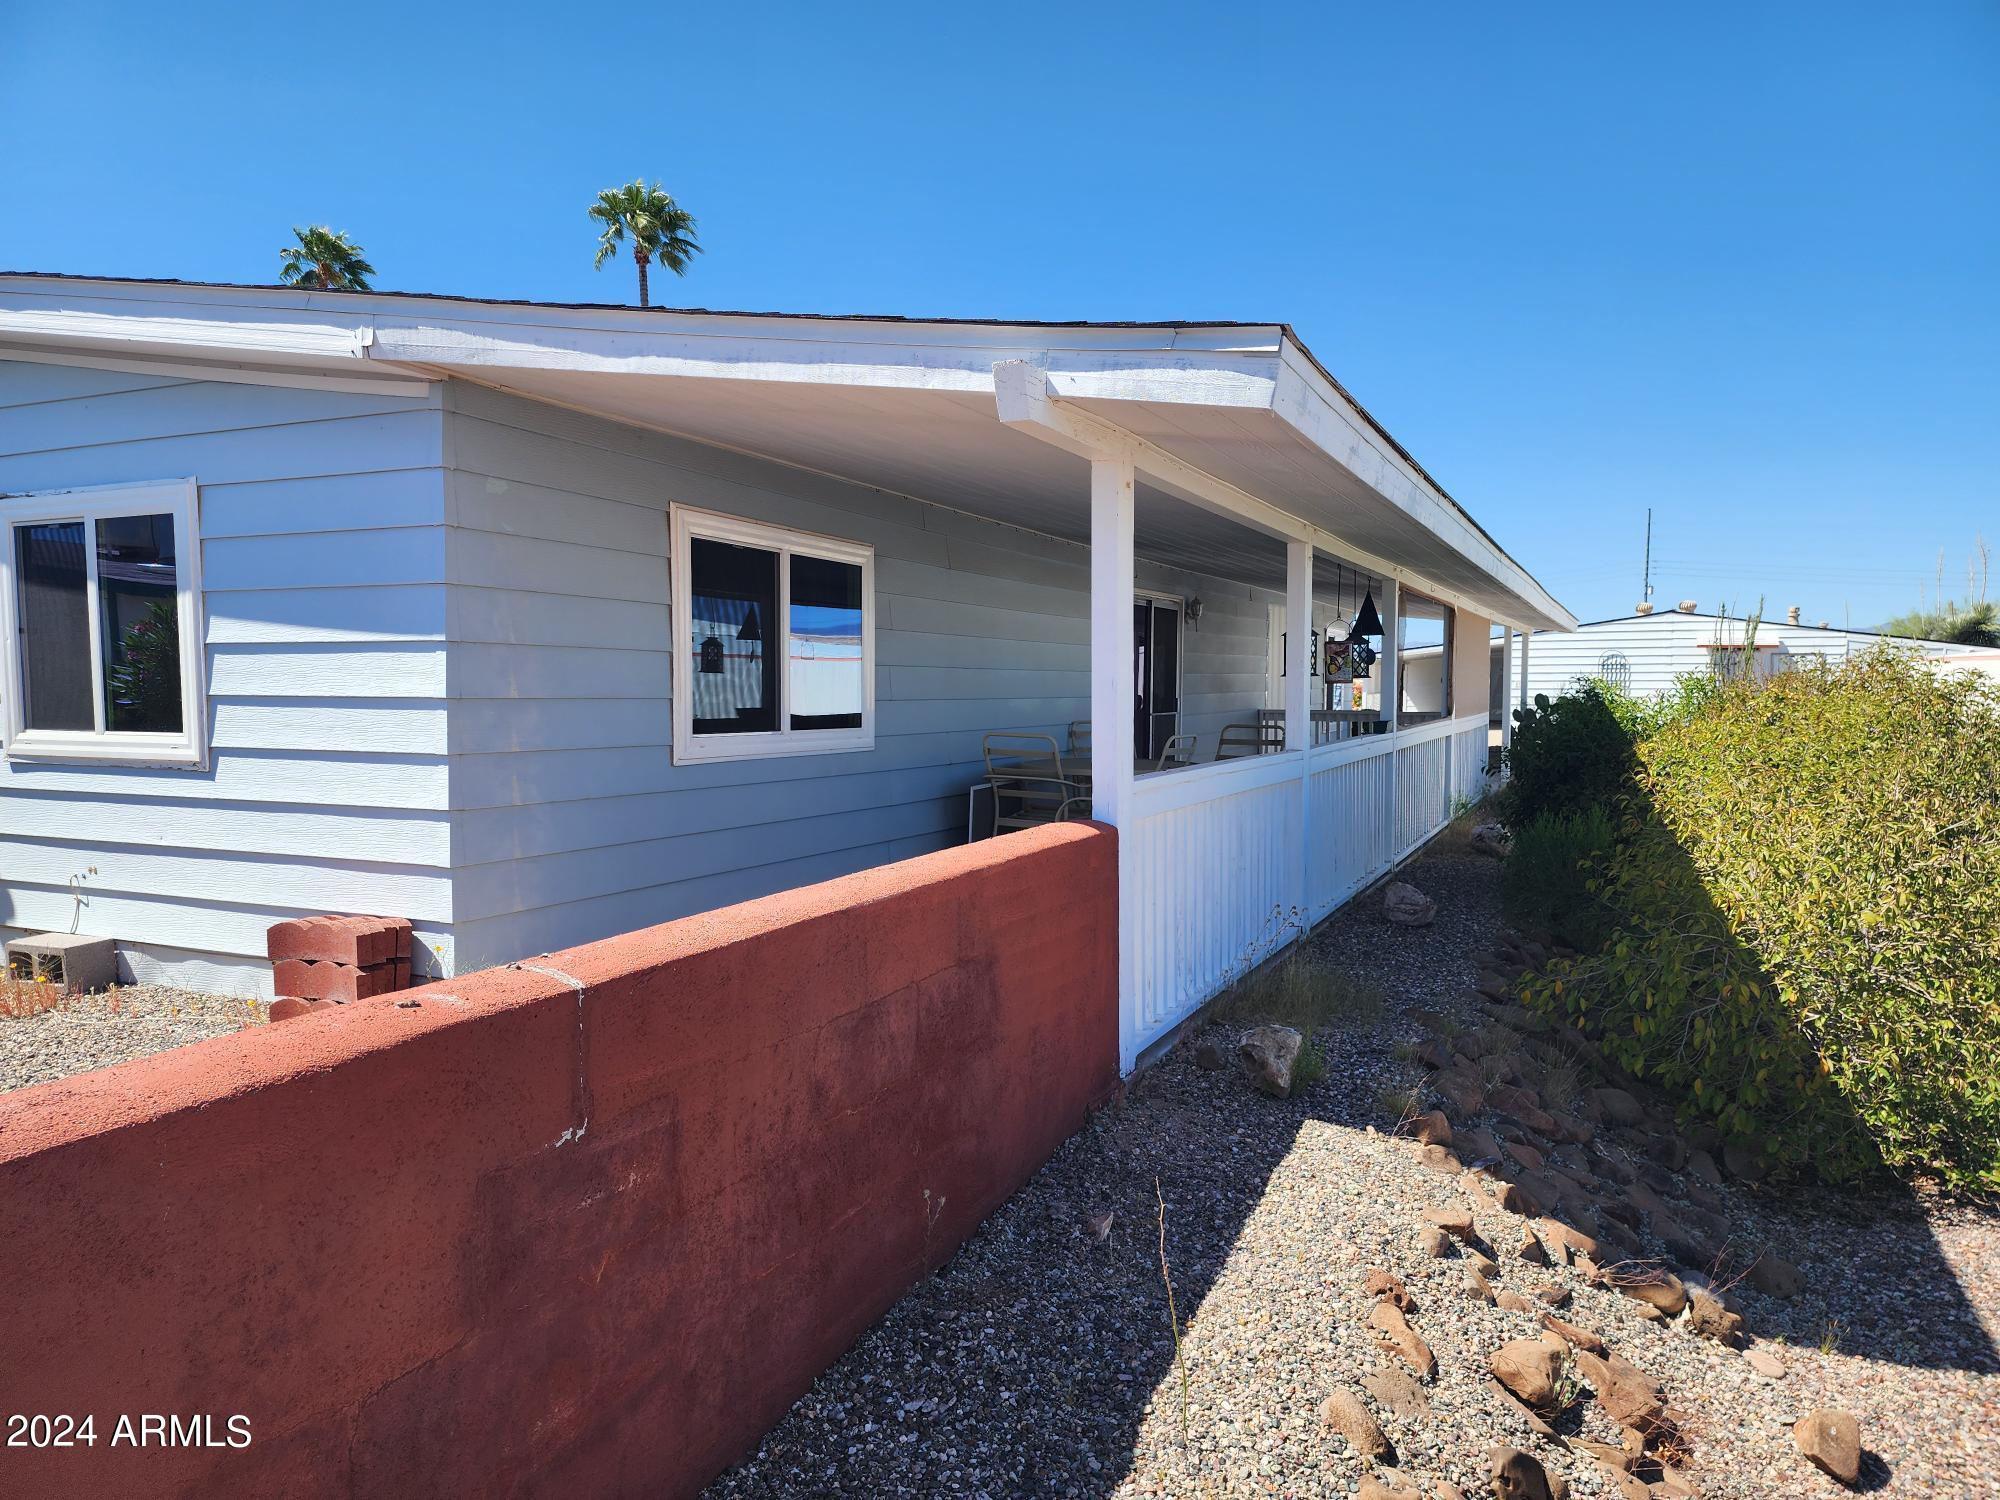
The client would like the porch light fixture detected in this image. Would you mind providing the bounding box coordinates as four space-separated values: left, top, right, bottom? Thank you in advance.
1351 589 1385 641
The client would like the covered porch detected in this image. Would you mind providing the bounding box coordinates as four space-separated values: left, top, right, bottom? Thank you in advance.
350 306 1570 1071
985 361 1514 1066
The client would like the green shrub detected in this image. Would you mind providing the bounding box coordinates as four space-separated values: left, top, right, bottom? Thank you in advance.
1519 652 2000 1192
1500 685 1637 824
1500 805 1619 949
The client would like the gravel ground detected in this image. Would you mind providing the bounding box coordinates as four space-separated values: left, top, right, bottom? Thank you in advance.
706 839 2000 1499
0 984 266 1092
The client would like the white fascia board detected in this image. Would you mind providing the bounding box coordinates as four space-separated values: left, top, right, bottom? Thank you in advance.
370 312 1285 405
0 282 373 362
1271 339 1576 633
0 341 434 399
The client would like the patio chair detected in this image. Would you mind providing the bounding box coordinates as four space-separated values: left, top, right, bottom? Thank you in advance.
1067 720 1091 754
1215 721 1284 759
982 732 1087 833
1153 733 1197 772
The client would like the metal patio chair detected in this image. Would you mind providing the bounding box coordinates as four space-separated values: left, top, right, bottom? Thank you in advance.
1214 721 1285 759
1153 733 1198 772
982 732 1088 833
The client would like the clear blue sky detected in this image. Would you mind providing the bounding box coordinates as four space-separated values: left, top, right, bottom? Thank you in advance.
3 2 1994 627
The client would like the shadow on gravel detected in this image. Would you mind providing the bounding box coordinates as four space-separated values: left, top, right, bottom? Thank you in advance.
705 843 1996 1499
704 848 1508 1499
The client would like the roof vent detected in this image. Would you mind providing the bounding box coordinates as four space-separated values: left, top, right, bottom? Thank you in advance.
1676 600 1699 614
1786 605 1802 626
1818 620 1830 630
1634 602 1655 615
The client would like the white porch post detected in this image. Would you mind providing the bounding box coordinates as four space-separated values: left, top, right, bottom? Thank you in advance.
1090 456 1139 1069
1500 626 1515 753
1378 579 1400 729
1517 627 1532 716
1285 539 1313 926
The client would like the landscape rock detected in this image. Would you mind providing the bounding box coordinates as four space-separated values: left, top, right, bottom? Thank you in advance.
1539 1312 1604 1354
1410 1109 1453 1146
1420 1226 1451 1258
1591 1087 1646 1127
1238 1025 1303 1097
1418 1142 1460 1172
1358 1474 1423 1500
1792 1408 1862 1485
1615 1269 1688 1317
1363 1268 1414 1310
1495 1289 1537 1313
1517 1225 1549 1265
1434 1072 1488 1118
1457 1126 1504 1166
1368 1299 1437 1379
1383 881 1437 926
1464 1269 1497 1304
1687 1286 1745 1345
1744 1345 1787 1379
1422 1205 1477 1241
1362 1365 1432 1419
1489 1443 1554 1500
1319 1387 1393 1460
1470 821 1511 857
1574 1350 1666 1432
1747 1251 1804 1299
1488 1338 1565 1410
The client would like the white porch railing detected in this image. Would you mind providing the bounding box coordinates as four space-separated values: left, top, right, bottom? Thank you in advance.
1121 712 1490 1066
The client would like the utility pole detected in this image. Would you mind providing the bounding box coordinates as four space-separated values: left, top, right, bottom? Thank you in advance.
1642 508 1654 607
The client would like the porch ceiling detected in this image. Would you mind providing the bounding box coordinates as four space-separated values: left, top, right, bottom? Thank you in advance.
445 365 1536 620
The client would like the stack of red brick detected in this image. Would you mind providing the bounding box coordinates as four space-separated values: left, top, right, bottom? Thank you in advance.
266 915 415 1020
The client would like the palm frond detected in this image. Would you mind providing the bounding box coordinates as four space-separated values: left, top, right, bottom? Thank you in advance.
587 180 702 288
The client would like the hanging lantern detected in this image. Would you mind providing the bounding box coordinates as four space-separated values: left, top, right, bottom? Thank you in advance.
737 604 762 642
1351 588 1385 640
699 636 725 674
1351 638 1376 679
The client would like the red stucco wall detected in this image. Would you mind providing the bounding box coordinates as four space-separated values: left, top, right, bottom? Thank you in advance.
0 822 1117 1499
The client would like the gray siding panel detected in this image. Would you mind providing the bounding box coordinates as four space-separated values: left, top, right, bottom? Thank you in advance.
442 381 1280 971
0 361 452 991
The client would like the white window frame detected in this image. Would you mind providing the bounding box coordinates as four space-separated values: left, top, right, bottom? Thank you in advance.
0 478 208 769
669 504 875 765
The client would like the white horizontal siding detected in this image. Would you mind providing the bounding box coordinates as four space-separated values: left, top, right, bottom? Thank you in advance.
441 380 1281 963
1518 614 1938 702
0 359 451 989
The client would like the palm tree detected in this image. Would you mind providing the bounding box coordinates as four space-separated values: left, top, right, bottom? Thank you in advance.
278 227 375 291
589 180 700 307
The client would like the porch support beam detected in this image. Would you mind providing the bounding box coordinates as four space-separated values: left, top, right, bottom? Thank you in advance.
996 360 1547 634
1285 538 1315 926
1500 626 1516 753
1088 455 1140 1072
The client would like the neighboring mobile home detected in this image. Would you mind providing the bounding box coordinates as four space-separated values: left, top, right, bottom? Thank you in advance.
0 274 1572 1068
1493 603 2000 724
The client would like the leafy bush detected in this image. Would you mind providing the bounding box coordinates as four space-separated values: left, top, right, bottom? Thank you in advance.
1499 685 1637 825
1499 805 1619 950
1519 652 2000 1192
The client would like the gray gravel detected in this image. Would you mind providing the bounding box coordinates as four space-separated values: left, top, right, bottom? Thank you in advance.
705 838 1999 1498
1 983 267 1093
